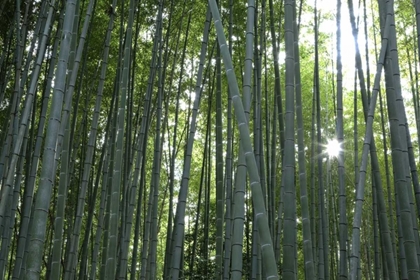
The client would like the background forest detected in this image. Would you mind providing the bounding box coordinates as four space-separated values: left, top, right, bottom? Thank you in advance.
0 0 419 279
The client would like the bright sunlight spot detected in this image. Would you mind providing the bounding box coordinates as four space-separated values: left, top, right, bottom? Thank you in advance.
326 139 341 158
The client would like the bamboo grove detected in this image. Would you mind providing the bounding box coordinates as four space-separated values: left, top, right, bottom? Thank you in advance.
1 0 420 279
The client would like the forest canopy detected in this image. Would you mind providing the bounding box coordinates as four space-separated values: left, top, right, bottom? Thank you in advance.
0 0 420 279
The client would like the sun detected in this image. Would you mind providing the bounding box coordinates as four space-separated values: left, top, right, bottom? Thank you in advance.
326 138 341 158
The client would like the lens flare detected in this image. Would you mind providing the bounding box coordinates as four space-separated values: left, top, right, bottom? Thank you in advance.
326 139 341 158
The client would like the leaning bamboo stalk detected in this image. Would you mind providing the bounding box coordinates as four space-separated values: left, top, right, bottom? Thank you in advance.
209 0 279 279
349 4 393 278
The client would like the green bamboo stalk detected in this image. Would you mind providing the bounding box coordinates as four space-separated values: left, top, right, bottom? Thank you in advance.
309 77 317 275
268 0 285 155
378 89 399 278
383 48 420 280
415 0 420 65
314 2 328 278
24 0 77 278
163 3 190 279
169 7 211 279
335 0 348 278
209 1 278 278
147 54 163 278
49 1 93 278
0 116 29 279
215 5 224 277
0 0 56 240
404 41 420 220
90 129 113 280
126 3 163 278
12 10 62 278
230 0 255 278
223 1 234 276
0 0 33 275
88 91 115 280
189 102 211 276
348 5 392 278
293 1 314 277
105 0 136 277
100 89 119 280
251 210 260 279
381 0 420 267
281 0 296 278
147 4 165 279
372 172 381 279
140 6 164 280
0 3 20 197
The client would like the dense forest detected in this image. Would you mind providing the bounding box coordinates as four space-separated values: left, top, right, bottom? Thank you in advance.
0 0 420 279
